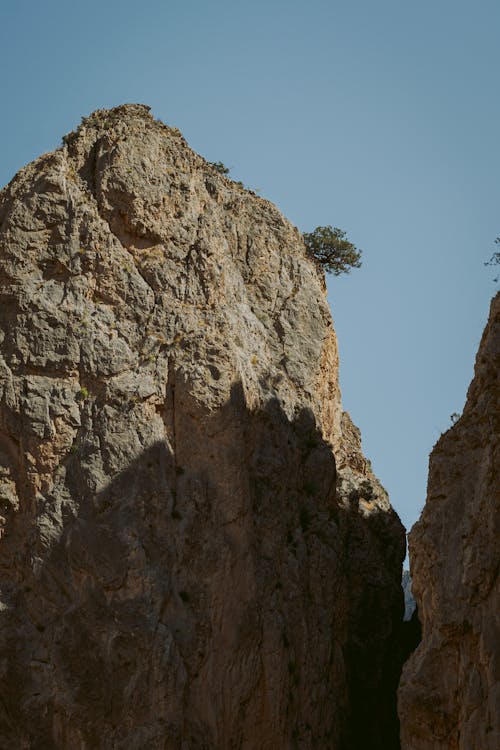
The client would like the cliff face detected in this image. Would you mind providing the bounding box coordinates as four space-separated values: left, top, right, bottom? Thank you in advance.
398 292 500 750
0 105 405 749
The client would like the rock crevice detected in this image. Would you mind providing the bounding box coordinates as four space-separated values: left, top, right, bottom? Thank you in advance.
398 292 500 750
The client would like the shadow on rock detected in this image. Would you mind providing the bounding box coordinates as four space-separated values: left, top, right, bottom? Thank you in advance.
0 382 405 750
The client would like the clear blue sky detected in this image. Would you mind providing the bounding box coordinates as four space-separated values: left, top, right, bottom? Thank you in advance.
1 0 498 538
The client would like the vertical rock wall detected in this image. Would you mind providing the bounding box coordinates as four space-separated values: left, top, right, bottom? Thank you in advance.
399 292 500 750
0 105 405 749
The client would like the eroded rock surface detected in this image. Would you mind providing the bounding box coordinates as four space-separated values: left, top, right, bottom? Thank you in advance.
402 571 416 622
0 104 405 749
399 292 500 750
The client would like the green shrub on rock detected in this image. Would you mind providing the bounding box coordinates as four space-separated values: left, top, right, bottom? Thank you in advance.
303 225 362 276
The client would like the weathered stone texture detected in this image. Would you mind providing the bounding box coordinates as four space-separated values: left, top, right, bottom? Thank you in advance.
399 292 500 750
0 105 405 749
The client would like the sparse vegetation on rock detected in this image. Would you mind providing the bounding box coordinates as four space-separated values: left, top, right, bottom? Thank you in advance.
484 236 500 282
209 160 230 175
303 225 362 276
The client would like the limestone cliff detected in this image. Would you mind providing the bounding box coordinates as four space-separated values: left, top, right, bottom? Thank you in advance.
398 292 500 750
0 104 405 749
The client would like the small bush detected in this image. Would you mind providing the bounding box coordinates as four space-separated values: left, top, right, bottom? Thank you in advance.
303 225 362 276
484 237 500 282
209 161 230 175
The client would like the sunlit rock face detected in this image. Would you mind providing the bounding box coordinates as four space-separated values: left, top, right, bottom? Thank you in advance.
0 105 405 749
402 571 416 622
399 292 500 750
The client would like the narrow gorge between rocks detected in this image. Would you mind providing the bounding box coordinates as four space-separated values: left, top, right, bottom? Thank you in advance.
0 105 496 749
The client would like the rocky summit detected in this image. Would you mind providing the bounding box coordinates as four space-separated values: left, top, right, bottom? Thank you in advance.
398 292 500 750
0 104 405 749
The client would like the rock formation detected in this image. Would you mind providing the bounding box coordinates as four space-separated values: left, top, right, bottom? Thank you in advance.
402 571 416 622
399 292 500 750
0 104 405 749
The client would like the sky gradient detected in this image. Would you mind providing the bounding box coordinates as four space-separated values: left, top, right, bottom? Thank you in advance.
1 0 498 540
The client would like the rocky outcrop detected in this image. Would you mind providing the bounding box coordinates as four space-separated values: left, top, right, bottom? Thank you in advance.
0 104 405 749
398 292 500 750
